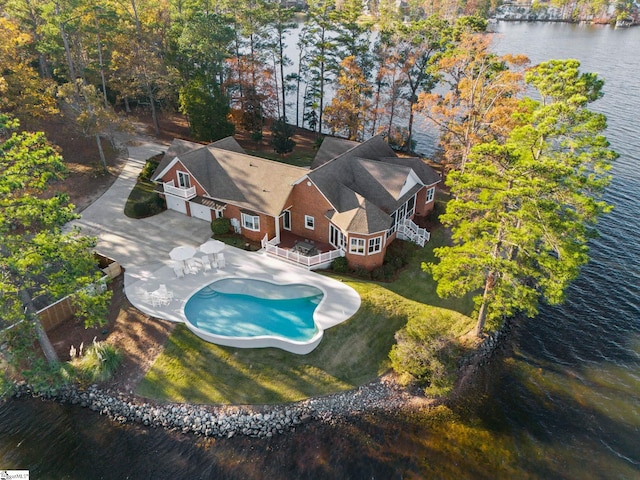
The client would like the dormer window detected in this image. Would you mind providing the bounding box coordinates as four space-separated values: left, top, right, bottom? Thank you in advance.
178 171 191 188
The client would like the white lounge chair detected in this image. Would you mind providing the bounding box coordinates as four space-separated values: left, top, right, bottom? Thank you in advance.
174 266 185 278
186 258 201 274
200 255 212 272
217 253 226 268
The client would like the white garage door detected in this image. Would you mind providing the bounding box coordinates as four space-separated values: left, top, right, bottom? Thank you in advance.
166 195 187 214
190 202 212 221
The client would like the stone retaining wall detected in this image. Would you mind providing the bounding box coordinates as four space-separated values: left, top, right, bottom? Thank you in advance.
12 376 412 439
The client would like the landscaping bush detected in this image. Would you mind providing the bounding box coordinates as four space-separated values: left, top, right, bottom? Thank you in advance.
211 217 231 235
352 266 371 279
331 256 348 273
69 340 122 383
138 154 163 181
129 195 165 218
389 316 459 397
384 239 413 268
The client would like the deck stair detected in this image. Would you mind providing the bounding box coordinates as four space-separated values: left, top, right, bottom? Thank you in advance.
397 219 430 247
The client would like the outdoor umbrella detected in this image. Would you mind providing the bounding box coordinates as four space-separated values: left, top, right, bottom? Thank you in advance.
199 239 225 255
169 245 197 263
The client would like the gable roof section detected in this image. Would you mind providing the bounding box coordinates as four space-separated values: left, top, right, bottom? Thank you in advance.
306 135 440 234
207 137 246 154
205 148 307 216
151 138 202 181
311 137 360 169
155 143 308 217
379 156 441 186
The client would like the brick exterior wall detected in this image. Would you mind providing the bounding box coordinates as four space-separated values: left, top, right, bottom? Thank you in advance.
221 204 276 242
162 161 208 197
414 185 437 217
345 232 387 270
286 181 333 244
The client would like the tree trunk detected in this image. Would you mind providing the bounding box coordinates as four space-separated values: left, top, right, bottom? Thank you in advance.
96 134 107 172
279 32 287 122
56 3 76 82
19 290 59 365
95 14 109 108
475 273 494 337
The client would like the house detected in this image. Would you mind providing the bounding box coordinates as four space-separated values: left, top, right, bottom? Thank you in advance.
151 135 440 270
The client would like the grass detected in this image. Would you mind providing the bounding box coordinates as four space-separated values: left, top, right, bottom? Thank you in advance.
244 148 315 168
136 230 477 405
124 156 165 218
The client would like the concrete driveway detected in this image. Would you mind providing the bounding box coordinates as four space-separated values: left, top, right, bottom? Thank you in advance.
69 137 213 267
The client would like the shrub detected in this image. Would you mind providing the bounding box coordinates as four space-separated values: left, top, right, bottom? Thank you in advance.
331 256 348 273
70 340 122 383
138 154 163 181
384 240 413 268
211 217 231 235
352 266 371 279
389 318 458 397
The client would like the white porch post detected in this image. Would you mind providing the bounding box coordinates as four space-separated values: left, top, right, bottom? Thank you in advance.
274 214 281 244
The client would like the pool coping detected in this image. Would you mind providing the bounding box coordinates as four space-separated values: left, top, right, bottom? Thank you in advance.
123 246 361 354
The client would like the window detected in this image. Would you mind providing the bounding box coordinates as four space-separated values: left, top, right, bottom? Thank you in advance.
177 171 191 188
368 236 382 254
426 187 435 203
282 210 291 230
330 224 346 250
241 212 260 231
349 237 365 255
305 215 315 230
407 195 415 217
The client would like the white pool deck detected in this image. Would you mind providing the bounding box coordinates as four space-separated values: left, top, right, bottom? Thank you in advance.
124 246 361 353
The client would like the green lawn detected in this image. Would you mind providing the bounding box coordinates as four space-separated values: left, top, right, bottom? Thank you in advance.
243 149 315 168
136 229 476 405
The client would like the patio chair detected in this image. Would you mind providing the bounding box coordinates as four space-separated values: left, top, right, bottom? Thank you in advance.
217 253 226 268
186 258 201 274
200 255 212 272
173 266 185 278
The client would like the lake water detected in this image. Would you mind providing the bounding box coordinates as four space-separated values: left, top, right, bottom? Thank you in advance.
1 22 639 479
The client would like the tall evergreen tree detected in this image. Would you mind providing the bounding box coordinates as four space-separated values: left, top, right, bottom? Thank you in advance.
428 60 617 336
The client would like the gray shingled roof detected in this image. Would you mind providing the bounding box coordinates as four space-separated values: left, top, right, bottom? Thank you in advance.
151 138 202 182
379 156 440 186
207 137 246 154
311 137 360 169
156 143 308 217
307 135 440 234
326 193 392 234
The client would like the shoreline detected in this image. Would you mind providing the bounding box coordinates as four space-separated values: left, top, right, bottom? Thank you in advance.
7 318 512 439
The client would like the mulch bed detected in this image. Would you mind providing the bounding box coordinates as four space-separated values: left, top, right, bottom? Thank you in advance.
46 274 175 392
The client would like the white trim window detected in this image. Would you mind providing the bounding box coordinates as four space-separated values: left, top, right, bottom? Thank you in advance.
305 215 315 230
349 237 365 255
177 171 191 188
368 236 382 254
426 186 435 203
241 212 260 231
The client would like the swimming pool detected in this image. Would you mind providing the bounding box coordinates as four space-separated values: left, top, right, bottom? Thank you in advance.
183 278 325 353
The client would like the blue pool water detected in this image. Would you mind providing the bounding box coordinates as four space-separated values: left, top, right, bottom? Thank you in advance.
184 278 323 342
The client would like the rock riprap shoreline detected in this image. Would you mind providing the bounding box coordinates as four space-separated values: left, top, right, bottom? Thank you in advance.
12 377 413 439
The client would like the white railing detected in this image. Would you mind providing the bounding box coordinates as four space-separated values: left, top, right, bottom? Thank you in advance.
164 180 196 199
397 219 430 247
262 235 344 270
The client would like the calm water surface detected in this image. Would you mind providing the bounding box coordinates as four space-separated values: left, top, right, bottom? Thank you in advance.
1 22 639 479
